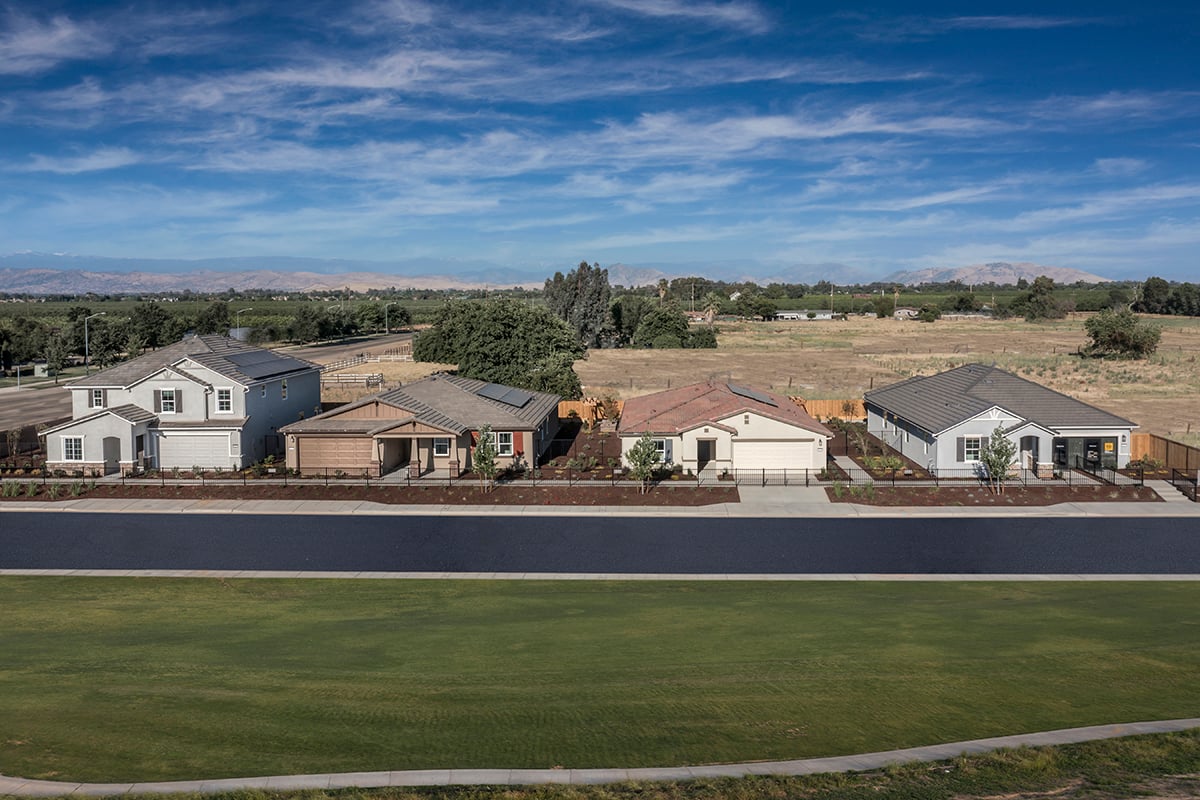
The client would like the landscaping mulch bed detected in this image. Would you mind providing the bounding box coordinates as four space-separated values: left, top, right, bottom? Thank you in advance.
2 482 739 506
825 484 1163 506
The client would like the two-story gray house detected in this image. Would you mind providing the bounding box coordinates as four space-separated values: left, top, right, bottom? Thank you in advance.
43 335 320 474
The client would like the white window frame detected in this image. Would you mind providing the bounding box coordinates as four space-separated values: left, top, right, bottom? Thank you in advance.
963 436 982 462
63 436 84 461
160 388 177 414
281 379 288 400
90 389 105 408
433 438 451 457
216 388 233 413
653 439 667 458
261 385 267 398
496 431 514 457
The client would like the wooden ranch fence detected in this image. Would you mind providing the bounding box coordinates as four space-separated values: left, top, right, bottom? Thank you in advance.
1131 433 1200 472
320 373 385 388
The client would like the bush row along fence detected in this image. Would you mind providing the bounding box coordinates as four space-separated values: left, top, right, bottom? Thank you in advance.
1131 433 1200 474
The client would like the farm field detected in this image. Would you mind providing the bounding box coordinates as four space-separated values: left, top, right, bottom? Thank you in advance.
3 579 1199 783
575 314 1200 442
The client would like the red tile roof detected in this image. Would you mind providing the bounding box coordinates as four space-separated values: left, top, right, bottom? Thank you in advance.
619 382 833 437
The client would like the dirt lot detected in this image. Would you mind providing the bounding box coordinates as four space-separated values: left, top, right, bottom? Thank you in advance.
575 314 1200 441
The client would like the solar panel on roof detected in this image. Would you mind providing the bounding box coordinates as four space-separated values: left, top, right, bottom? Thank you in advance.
477 382 533 408
225 351 307 379
727 382 777 407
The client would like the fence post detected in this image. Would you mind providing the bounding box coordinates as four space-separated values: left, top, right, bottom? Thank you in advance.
762 468 766 487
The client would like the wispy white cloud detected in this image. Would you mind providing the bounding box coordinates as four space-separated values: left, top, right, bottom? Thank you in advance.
17 147 143 174
0 11 109 74
589 0 770 33
852 13 1099 42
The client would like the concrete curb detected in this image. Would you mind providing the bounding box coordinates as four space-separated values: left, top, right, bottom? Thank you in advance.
1 718 1197 796
0 497 1197 517
4 569 1200 581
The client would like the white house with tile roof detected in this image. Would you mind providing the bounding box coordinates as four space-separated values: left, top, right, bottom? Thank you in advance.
42 335 320 474
865 363 1138 475
618 381 833 474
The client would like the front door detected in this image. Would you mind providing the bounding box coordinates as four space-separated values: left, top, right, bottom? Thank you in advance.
697 439 715 469
1019 435 1038 469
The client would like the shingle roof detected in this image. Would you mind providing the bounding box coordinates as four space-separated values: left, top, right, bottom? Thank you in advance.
280 373 560 436
69 335 318 388
864 363 1136 434
619 382 832 437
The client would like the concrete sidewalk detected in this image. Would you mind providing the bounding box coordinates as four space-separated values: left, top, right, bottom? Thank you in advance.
2 718 1197 796
1 491 1198 517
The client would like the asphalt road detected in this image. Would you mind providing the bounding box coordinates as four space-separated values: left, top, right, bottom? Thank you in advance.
2 513 1199 573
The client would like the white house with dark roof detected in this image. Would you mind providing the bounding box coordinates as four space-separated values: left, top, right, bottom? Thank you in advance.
279 373 560 477
43 335 320 474
865 363 1138 475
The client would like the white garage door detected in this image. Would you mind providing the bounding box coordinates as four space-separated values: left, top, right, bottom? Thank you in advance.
733 440 814 470
159 433 231 469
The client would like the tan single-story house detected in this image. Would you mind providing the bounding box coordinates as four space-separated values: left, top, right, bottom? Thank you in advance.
280 373 560 476
618 381 833 474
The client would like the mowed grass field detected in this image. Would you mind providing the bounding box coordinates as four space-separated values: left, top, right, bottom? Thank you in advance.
3 578 1199 783
575 314 1200 441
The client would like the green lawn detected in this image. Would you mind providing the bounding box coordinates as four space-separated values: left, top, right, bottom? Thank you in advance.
2 579 1198 783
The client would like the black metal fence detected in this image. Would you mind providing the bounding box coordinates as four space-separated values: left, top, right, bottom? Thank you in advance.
831 464 1142 488
1172 469 1198 501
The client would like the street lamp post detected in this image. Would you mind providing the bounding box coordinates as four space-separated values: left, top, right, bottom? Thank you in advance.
84 312 106 374
235 307 253 337
384 302 397 335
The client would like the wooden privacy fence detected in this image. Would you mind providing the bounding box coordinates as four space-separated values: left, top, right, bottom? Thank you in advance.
792 397 866 421
1131 433 1200 472
558 398 623 424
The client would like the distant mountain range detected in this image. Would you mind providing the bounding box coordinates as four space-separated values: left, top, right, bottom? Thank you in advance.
0 253 1113 295
884 262 1111 286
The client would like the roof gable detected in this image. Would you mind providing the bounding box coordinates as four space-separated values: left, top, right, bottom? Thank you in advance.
866 364 1136 434
69 335 318 389
619 382 832 438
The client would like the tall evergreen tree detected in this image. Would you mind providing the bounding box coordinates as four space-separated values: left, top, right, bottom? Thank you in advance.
544 261 612 348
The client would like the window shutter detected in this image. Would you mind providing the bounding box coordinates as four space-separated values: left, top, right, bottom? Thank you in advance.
956 437 965 462
153 390 161 413
664 440 673 462
176 391 183 413
101 389 108 408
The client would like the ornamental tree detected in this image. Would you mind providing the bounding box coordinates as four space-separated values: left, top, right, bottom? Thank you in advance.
979 426 1018 494
473 424 499 492
625 432 662 494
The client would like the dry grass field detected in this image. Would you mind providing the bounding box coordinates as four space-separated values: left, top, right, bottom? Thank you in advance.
576 314 1200 440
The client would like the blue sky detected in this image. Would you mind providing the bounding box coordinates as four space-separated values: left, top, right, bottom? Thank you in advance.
1 0 1198 280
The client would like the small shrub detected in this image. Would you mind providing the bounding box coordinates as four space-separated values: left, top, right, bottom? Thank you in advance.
70 481 84 497
832 481 844 498
47 482 62 499
24 482 37 497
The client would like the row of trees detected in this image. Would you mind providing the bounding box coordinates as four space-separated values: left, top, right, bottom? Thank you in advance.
0 299 414 376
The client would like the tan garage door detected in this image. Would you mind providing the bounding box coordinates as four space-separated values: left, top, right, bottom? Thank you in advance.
297 436 373 472
733 440 814 470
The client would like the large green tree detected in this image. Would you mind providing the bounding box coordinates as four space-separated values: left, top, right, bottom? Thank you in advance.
414 299 585 398
544 262 613 348
129 302 173 350
1083 309 1162 359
